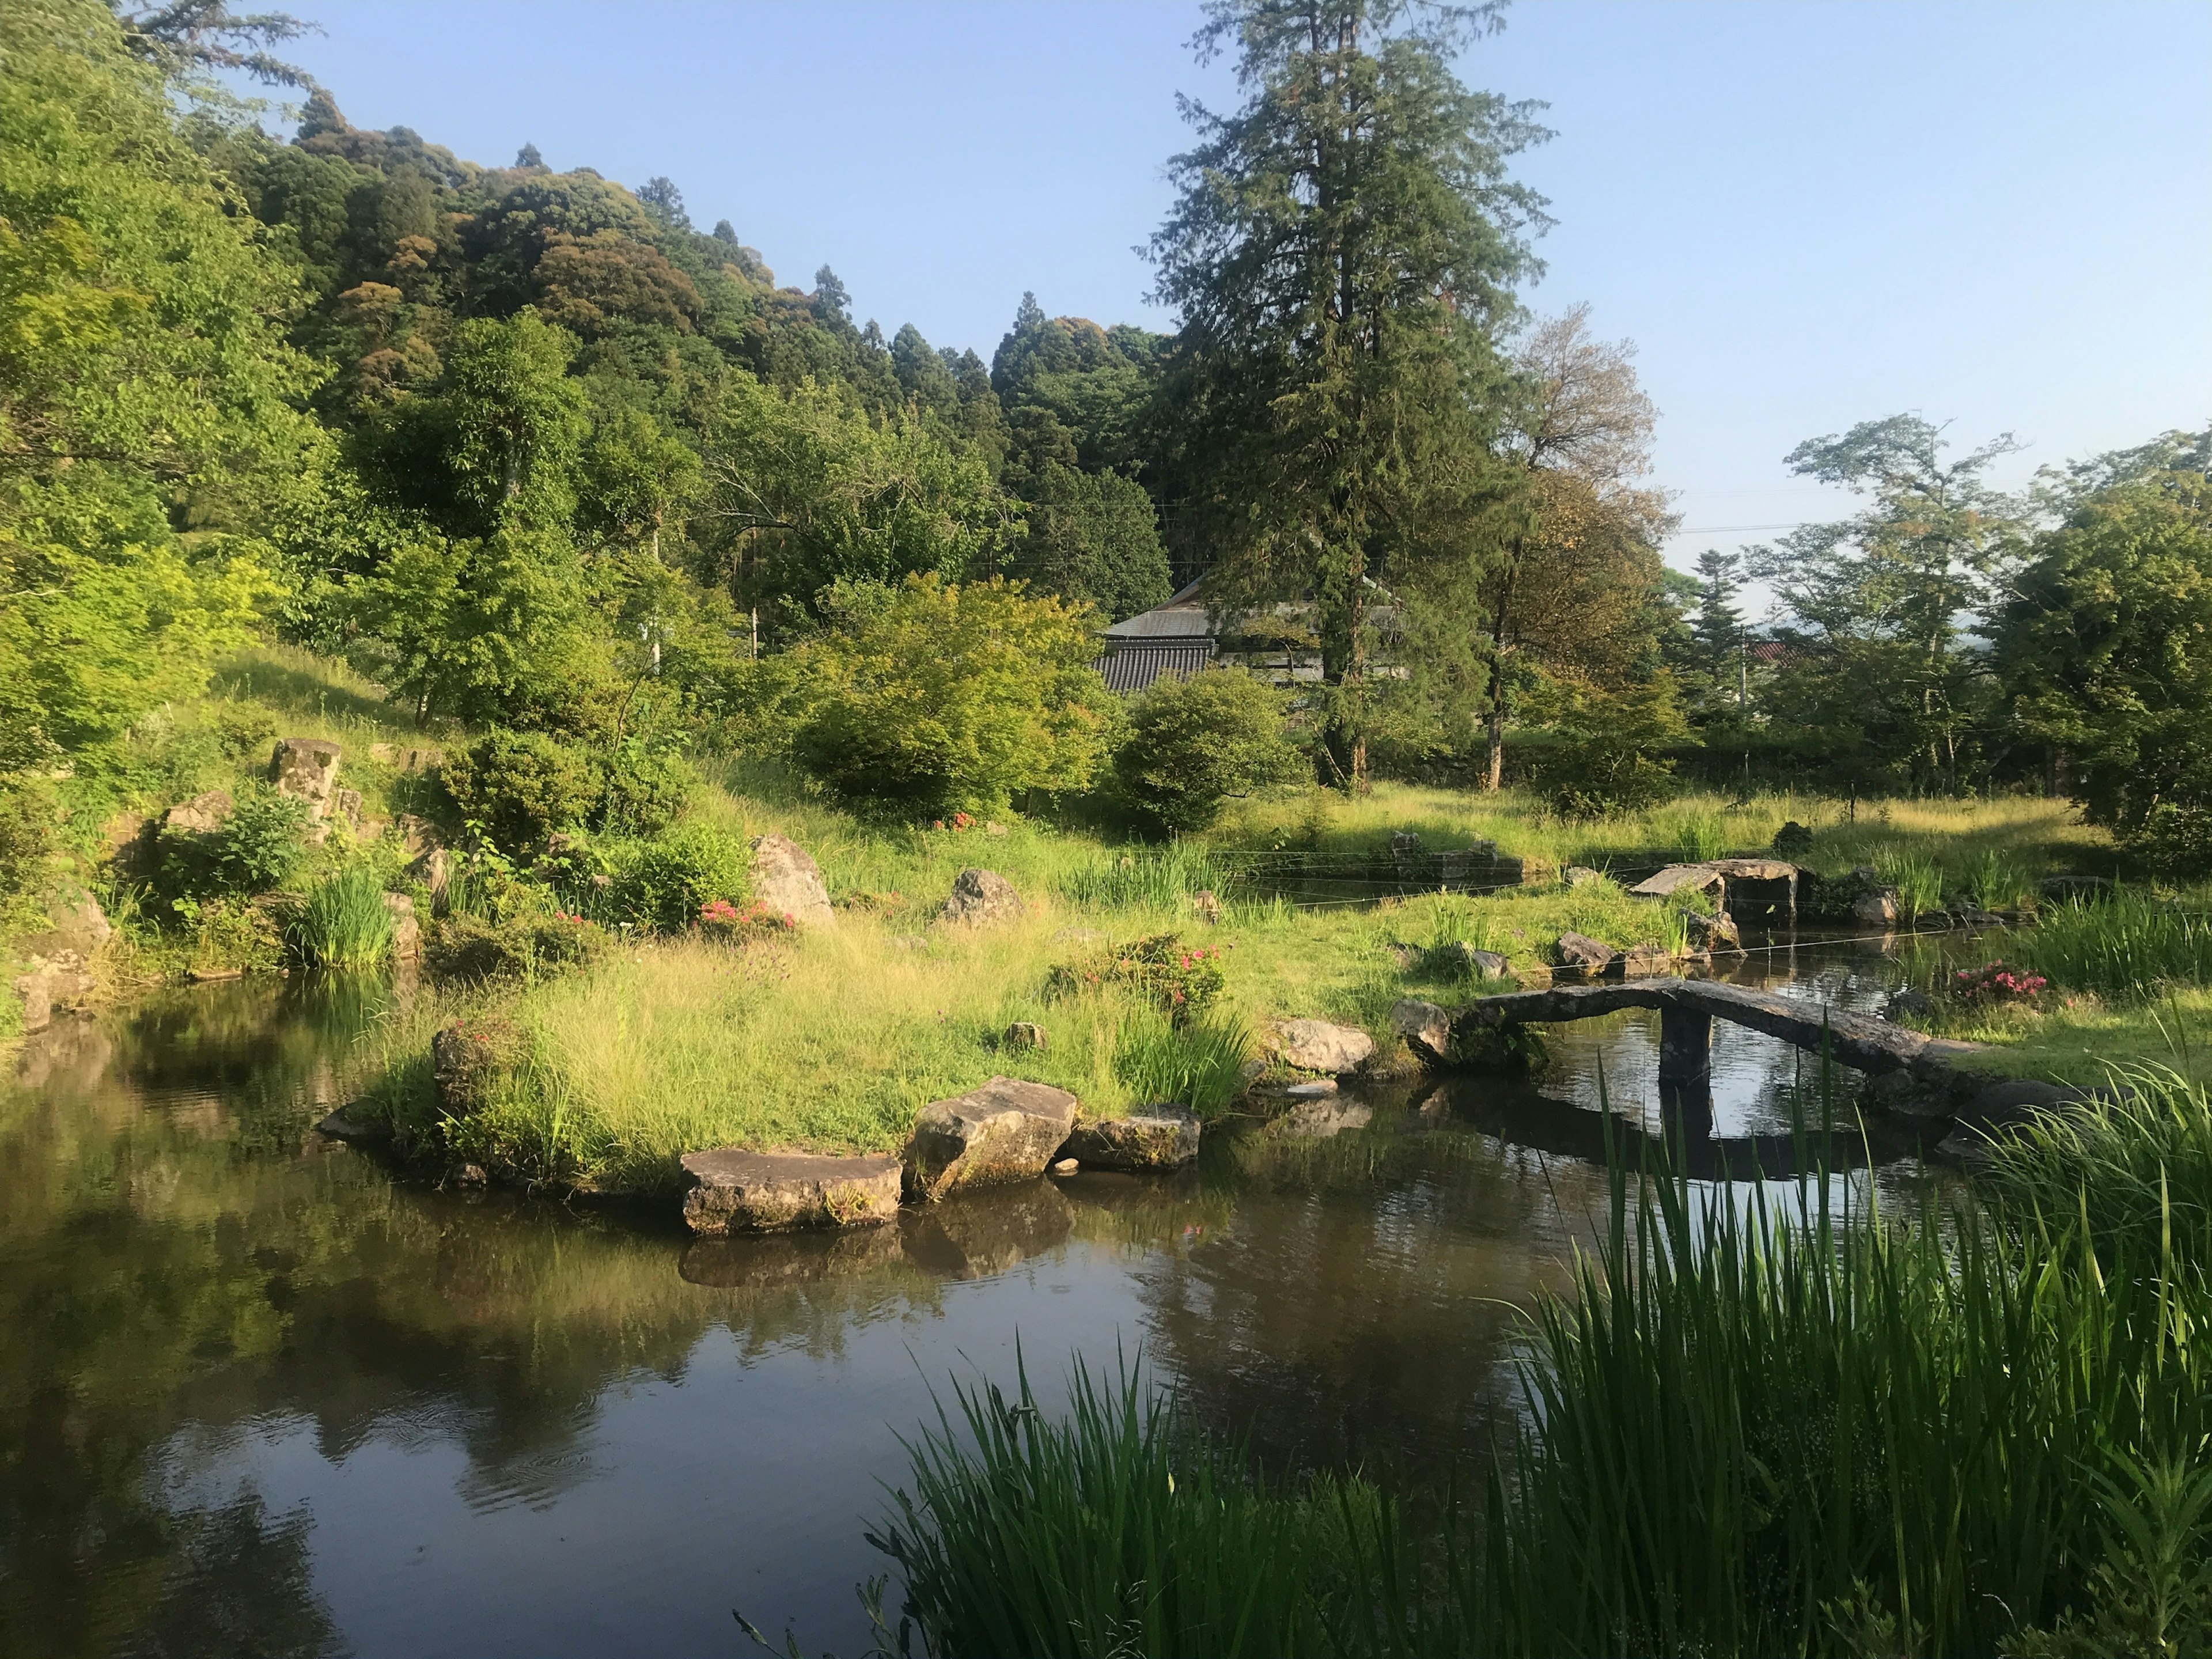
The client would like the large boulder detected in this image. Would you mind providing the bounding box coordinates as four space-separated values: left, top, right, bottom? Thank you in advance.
12 950 96 1035
1060 1107 1201 1171
268 738 342 819
1267 1017 1376 1075
1620 942 1672 978
904 1075 1080 1199
749 834 835 929
940 867 1024 926
1392 997 1455 1065
1553 932 1618 975
162 789 233 836
1853 887 1900 927
679 1147 903 1234
1563 865 1605 888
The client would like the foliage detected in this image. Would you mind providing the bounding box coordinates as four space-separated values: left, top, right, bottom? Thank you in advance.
1747 415 2030 793
1048 934 1227 1022
423 909 605 983
1149 0 1547 782
873 1354 1361 1659
1111 668 1305 834
204 786 310 893
288 863 395 969
1873 845 1944 918
440 729 600 852
2002 891 2212 997
1982 1065 2212 1253
603 820 751 933
1055 844 1236 911
1519 674 1688 817
1006 459 1172 623
696 896 794 943
1111 1009 1252 1118
792 574 1115 817
599 742 695 836
2003 456 2212 877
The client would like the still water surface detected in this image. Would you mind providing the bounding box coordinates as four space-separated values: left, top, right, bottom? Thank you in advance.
2 940 1949 1657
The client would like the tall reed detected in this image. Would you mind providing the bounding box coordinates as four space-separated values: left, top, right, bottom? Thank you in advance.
873 1087 2212 1656
1874 846 1945 918
288 863 395 969
1057 844 1235 912
1111 1009 1251 1118
2006 891 2212 995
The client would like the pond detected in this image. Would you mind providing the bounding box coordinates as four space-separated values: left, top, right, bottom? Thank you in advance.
1 935 1956 1658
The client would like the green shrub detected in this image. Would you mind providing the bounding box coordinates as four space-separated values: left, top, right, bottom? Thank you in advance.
209 786 309 893
289 864 395 969
1521 677 1688 819
442 729 600 853
1771 819 1815 859
2128 802 2212 881
1047 933 1225 1022
425 910 606 983
599 743 695 836
211 702 277 759
0 775 55 904
792 574 1115 817
1110 667 1305 833
605 822 751 933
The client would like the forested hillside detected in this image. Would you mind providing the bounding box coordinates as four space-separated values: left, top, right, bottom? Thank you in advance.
2 0 2209 945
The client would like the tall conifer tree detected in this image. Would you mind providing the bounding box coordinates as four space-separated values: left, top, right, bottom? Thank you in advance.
1147 0 1547 783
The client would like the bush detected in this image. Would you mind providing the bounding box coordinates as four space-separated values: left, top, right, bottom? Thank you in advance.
0 776 55 904
1047 933 1226 1022
605 821 751 933
599 742 695 836
425 910 607 983
1111 667 1305 833
209 786 309 893
442 729 600 853
792 574 1115 817
1520 677 1688 819
211 702 277 759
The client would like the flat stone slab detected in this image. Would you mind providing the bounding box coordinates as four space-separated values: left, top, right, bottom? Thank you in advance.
680 1147 903 1234
1060 1107 1200 1171
905 1075 1080 1200
1630 863 1727 898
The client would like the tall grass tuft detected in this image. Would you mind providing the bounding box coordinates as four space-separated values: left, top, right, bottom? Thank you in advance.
1964 846 2037 914
871 1351 1367 1659
1875 845 1946 917
1980 1063 2212 1251
2008 890 2212 995
289 864 395 969
1058 844 1235 912
1666 810 1729 862
1111 1009 1252 1118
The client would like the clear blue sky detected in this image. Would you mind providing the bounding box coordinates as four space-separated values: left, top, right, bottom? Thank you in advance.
271 0 2211 589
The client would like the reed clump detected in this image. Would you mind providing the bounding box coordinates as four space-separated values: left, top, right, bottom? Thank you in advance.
287 863 395 969
874 1075 2212 1657
2007 891 2212 995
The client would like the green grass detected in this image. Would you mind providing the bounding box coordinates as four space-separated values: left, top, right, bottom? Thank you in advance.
1875 845 1946 917
287 863 396 969
870 1075 2212 1657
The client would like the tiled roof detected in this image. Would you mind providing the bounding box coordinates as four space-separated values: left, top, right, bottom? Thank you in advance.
1094 639 1217 694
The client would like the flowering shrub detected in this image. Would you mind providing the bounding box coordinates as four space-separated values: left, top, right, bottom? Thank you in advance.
697 897 796 944
1047 932 1228 1023
931 812 978 832
1951 960 2049 1003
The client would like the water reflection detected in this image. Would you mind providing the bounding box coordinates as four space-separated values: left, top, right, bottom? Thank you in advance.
1 949 1943 1657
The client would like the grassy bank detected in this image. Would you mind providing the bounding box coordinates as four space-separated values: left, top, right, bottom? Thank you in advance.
869 1074 2212 1657
1900 891 2212 1086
